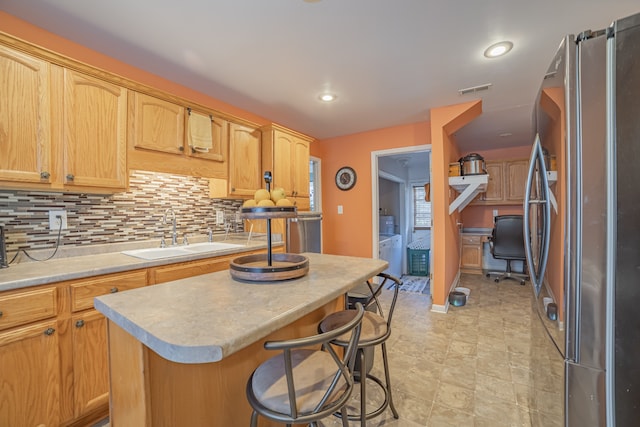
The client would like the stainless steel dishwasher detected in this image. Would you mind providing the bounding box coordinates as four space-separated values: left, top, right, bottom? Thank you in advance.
286 212 322 253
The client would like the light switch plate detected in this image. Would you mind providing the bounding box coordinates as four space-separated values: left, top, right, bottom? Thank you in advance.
216 210 225 224
337 205 343 214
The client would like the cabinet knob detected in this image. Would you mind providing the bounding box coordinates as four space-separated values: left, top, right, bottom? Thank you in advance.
178 146 184 152
110 287 118 293
66 174 75 181
40 171 50 180
75 319 85 328
230 187 235 192
44 327 55 336
0 310 3 318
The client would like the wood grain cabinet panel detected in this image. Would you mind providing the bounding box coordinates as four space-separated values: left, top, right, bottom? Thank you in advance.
70 310 109 417
0 287 57 331
473 159 527 205
130 91 185 155
0 319 62 427
0 45 52 185
228 122 262 197
60 69 127 191
505 159 528 202
262 124 312 199
69 270 147 312
460 234 484 274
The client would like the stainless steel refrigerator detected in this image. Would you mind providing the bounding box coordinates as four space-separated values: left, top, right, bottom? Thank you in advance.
524 11 640 426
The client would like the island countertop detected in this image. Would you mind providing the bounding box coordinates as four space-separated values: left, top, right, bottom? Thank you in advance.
94 253 388 364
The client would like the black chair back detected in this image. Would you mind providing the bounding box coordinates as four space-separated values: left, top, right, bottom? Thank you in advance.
491 215 525 260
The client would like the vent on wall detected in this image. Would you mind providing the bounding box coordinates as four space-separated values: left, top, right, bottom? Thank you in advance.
458 83 492 95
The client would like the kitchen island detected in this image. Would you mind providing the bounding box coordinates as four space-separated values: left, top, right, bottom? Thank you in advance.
94 253 387 427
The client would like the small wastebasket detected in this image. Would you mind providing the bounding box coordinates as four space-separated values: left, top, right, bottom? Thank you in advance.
347 282 376 376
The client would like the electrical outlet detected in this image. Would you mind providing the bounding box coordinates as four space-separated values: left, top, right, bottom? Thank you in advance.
216 210 225 225
493 209 499 218
48 210 68 230
337 205 343 214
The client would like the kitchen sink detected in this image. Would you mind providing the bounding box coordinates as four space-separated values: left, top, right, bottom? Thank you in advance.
182 242 244 253
121 242 243 260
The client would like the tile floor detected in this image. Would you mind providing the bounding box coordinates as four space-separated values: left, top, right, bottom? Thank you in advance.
94 274 564 427
318 273 564 427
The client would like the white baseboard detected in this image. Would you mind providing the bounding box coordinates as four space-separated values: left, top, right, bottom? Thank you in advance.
430 271 461 314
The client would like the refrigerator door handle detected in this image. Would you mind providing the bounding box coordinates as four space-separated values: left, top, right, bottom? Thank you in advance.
524 134 552 295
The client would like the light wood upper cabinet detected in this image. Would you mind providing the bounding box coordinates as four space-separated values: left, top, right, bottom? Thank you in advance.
60 69 127 191
228 122 262 197
262 124 312 198
130 91 185 155
473 159 527 205
481 161 504 202
505 159 528 202
0 45 52 184
129 92 228 163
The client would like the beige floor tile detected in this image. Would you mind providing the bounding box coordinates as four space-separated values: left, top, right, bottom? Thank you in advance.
428 403 475 426
434 381 475 412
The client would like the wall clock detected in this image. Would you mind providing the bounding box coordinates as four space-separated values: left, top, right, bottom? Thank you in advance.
335 166 357 191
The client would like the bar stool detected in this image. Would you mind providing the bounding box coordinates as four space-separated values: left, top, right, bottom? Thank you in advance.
246 303 365 426
318 273 401 425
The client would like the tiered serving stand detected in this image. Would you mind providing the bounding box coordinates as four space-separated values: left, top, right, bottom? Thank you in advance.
229 172 309 282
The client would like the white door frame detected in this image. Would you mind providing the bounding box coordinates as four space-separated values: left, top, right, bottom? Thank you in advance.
371 145 431 261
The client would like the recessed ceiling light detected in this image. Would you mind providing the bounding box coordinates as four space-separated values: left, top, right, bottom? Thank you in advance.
484 41 513 58
319 93 336 102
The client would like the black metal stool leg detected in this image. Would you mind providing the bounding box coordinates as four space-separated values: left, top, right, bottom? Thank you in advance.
381 342 399 418
360 348 367 426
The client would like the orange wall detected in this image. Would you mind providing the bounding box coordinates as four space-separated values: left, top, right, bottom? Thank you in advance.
0 12 269 128
430 100 482 307
312 123 430 257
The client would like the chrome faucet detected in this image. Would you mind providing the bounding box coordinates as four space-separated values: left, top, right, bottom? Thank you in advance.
163 208 178 246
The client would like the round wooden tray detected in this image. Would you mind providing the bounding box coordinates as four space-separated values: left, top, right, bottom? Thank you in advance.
239 206 297 219
229 253 309 282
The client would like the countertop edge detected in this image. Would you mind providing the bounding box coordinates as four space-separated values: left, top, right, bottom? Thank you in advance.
95 254 388 364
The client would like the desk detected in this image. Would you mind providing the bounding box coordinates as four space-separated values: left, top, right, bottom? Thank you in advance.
95 253 387 426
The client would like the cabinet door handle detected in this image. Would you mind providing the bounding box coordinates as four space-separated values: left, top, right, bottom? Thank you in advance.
40 171 50 180
110 287 118 293
75 319 85 328
44 327 55 336
66 174 75 181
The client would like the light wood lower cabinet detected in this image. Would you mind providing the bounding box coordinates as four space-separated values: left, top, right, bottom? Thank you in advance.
460 234 484 274
0 249 275 426
0 318 61 427
70 310 109 417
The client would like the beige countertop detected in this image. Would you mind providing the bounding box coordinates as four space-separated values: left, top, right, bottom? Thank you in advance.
94 253 388 364
0 235 279 292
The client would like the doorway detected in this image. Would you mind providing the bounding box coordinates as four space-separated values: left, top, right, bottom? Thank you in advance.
371 146 431 280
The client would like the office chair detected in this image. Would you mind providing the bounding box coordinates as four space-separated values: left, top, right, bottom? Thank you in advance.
486 215 529 285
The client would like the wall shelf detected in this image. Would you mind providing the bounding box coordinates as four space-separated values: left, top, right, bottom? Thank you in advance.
448 175 488 214
547 170 558 213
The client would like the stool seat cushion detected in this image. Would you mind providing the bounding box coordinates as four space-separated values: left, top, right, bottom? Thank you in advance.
319 310 387 343
251 349 346 415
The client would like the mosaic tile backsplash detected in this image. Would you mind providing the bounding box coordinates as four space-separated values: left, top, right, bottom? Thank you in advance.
0 170 244 254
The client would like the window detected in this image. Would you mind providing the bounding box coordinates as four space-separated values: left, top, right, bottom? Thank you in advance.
413 184 431 230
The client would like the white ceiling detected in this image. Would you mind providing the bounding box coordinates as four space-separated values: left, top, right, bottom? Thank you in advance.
3 1 638 153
